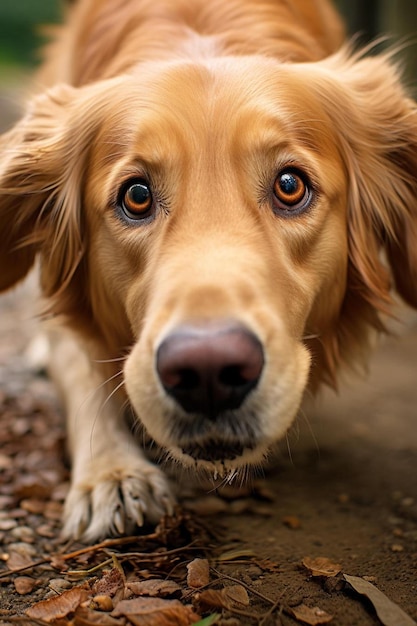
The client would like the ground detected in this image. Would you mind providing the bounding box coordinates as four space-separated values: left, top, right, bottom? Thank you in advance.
0 90 417 626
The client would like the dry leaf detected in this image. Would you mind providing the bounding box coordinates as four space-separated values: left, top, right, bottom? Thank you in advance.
26 585 91 622
253 558 281 573
187 558 210 588
223 585 249 607
287 603 333 625
92 568 124 597
6 548 35 571
196 585 249 610
126 579 182 598
73 606 125 626
302 556 342 578
216 548 256 562
344 574 417 626
113 597 200 626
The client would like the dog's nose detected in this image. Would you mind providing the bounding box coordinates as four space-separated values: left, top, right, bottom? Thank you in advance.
156 323 264 417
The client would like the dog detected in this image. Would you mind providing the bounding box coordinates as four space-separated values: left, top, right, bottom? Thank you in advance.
0 0 416 541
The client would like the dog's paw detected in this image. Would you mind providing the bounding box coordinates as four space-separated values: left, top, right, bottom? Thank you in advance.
62 458 175 541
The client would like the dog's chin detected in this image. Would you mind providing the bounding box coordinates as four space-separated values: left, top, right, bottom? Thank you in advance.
167 438 271 476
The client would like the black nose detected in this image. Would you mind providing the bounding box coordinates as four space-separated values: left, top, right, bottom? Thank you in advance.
156 323 264 417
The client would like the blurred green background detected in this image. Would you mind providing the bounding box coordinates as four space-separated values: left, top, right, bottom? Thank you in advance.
0 1 60 68
0 1 416 69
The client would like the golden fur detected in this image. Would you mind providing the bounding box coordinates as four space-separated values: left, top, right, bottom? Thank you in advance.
0 0 416 540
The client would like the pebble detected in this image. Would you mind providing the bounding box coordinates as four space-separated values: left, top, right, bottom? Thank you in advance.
246 565 262 579
0 519 17 531
391 544 404 552
36 523 56 538
8 542 38 557
11 526 35 542
90 595 114 612
14 576 37 595
48 578 72 592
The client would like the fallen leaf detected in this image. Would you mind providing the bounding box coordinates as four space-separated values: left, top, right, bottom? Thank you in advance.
187 559 210 588
73 606 125 626
287 603 333 625
6 548 34 571
302 556 342 578
216 548 256 562
126 579 182 598
92 568 124 597
343 574 417 626
196 585 249 611
223 585 249 607
253 558 281 573
113 597 200 626
26 585 91 622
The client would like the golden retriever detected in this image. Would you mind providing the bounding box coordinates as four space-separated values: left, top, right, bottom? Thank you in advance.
0 0 416 541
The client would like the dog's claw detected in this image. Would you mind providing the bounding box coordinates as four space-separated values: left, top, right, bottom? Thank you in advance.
62 459 175 541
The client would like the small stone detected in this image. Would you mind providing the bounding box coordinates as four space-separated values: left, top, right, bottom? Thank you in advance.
90 595 114 612
391 544 404 552
0 519 17 531
283 515 302 529
36 524 56 538
48 578 72 592
323 577 345 593
363 576 377 583
14 576 36 595
337 493 350 504
11 525 35 542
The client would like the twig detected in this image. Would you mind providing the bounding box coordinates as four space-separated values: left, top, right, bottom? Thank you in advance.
210 567 275 605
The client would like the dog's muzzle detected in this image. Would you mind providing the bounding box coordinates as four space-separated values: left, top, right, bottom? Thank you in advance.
156 322 264 463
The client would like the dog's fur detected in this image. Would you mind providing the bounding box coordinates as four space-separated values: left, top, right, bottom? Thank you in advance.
1 0 417 540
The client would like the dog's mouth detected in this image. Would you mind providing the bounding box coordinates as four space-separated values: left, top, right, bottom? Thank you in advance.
181 437 255 462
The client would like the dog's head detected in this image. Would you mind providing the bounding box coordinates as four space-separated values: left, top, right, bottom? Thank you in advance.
1 51 416 475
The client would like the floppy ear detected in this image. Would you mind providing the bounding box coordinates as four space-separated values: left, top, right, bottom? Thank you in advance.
0 85 84 295
336 52 417 311
306 51 417 386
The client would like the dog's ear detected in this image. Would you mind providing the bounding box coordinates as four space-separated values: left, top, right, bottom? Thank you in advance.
0 84 84 294
335 52 417 311
305 52 417 385
321 51 417 311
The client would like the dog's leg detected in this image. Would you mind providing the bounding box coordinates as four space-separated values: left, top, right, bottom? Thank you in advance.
47 330 175 541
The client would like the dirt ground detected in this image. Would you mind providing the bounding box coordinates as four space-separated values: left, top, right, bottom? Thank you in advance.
0 91 417 625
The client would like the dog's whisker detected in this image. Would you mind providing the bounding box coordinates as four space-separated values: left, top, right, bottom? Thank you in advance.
298 407 321 460
285 432 294 467
93 356 127 364
74 368 124 431
89 378 126 457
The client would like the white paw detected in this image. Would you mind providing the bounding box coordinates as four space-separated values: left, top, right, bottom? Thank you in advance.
62 458 175 541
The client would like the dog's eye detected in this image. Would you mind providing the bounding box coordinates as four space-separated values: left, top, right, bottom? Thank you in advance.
273 170 311 215
120 180 153 219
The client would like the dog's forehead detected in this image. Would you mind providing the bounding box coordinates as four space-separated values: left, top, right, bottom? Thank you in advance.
98 56 335 160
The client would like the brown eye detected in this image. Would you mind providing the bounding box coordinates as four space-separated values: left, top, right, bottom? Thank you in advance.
273 170 311 214
121 180 153 219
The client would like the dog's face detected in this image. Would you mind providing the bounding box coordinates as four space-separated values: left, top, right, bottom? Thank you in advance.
84 57 349 471
1 53 416 475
